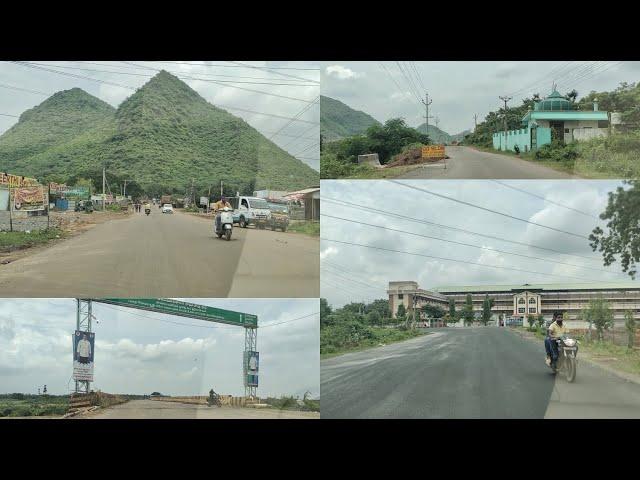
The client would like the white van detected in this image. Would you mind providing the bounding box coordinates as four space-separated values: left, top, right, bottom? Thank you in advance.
228 196 272 228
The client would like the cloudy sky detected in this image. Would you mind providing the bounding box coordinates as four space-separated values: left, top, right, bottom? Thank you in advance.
0 298 319 398
0 61 319 171
321 61 640 135
320 180 637 308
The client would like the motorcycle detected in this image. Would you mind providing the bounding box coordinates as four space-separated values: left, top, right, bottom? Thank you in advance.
546 334 579 383
145 207 150 216
207 390 221 407
214 207 233 241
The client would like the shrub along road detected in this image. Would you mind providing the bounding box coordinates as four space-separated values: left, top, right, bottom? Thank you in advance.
320 326 640 418
0 209 318 297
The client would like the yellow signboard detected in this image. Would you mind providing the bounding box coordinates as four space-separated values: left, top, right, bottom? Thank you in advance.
421 145 446 159
0 172 39 188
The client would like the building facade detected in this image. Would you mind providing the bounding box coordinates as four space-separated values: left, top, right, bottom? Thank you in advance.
493 90 610 152
388 281 640 325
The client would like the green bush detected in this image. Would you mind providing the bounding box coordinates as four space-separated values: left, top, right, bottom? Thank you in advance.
320 152 354 179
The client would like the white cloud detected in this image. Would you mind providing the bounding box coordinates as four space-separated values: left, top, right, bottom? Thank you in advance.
325 65 362 80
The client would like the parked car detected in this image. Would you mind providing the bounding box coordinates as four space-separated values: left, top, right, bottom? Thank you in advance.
268 203 289 231
162 204 174 214
227 196 271 228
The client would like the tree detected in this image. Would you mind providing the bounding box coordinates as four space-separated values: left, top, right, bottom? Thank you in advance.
536 314 545 328
582 297 614 341
422 304 445 320
565 89 579 103
625 310 637 350
527 314 536 330
590 180 640 279
366 310 381 326
448 298 456 318
396 303 406 321
481 294 494 326
463 294 474 326
320 298 332 328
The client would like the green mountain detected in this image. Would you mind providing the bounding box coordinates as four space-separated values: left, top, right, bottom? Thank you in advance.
320 95 381 142
451 129 472 142
414 123 454 144
0 71 318 194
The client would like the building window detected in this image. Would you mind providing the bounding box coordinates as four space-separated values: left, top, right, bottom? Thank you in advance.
529 298 536 304
518 308 525 314
518 298 525 304
398 294 403 299
564 128 570 134
529 307 536 313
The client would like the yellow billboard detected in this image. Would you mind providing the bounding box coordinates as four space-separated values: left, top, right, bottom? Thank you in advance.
421 145 446 159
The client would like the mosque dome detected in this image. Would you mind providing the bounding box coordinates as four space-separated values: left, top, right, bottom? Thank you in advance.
535 90 574 111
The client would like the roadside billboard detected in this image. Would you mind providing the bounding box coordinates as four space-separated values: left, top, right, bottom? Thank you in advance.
72 331 95 382
244 351 259 387
13 186 46 211
421 145 446 159
0 173 39 188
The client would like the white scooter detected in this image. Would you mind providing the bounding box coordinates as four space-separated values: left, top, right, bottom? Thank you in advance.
214 207 233 241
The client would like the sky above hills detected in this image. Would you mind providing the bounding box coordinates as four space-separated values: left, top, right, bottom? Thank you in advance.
321 61 640 136
321 180 637 308
0 61 320 171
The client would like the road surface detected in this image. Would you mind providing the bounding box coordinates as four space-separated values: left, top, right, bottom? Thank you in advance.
80 399 319 419
321 327 640 419
397 146 578 179
0 210 318 297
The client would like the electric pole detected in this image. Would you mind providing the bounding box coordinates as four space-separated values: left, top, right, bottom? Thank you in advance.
421 92 433 140
102 166 106 211
473 114 478 132
499 96 512 151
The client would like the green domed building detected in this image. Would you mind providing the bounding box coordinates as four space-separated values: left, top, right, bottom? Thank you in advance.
493 89 610 152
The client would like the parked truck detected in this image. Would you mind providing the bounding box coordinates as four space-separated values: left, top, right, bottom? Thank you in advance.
160 195 172 206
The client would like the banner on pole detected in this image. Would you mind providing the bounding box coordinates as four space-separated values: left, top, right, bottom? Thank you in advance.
72 331 95 382
244 351 259 387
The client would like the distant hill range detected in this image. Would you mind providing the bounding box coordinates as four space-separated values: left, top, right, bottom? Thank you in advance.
320 95 381 142
414 124 472 144
0 71 318 194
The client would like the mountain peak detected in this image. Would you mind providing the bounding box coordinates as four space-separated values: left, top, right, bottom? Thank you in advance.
20 88 114 122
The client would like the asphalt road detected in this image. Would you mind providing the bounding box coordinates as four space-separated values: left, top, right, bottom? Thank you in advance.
81 399 319 419
397 146 578 179
320 327 640 419
0 210 318 297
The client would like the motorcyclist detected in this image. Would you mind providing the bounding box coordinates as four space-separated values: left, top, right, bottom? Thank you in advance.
144 202 151 213
213 196 232 231
545 311 567 369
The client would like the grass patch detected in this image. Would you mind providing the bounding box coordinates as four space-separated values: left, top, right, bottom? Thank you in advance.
0 394 69 417
321 325 426 358
263 395 320 412
571 335 640 377
287 220 319 236
0 227 64 253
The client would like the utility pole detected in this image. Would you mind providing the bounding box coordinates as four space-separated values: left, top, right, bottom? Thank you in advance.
421 92 433 139
102 166 106 211
473 114 478 132
220 180 223 197
499 96 512 151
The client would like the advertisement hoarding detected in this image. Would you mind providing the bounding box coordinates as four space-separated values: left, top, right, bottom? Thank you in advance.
244 351 259 387
72 331 95 382
13 186 46 211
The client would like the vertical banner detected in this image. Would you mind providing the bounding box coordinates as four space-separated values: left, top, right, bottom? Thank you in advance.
73 331 95 382
244 351 259 387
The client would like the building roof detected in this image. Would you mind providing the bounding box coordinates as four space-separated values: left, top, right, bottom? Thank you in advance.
434 282 640 294
522 110 609 124
536 90 574 111
283 187 320 198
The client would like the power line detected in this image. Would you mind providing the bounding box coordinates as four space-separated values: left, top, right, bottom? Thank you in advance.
321 196 602 262
153 61 320 72
267 96 320 140
0 113 19 117
22 62 319 87
322 259 389 289
389 180 590 240
226 60 319 84
491 180 599 219
292 141 319 157
321 213 623 276
0 82 49 95
320 238 602 282
121 62 317 104
216 105 318 125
